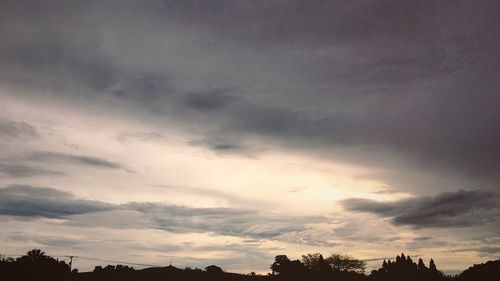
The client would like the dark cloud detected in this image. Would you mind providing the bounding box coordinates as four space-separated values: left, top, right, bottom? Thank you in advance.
0 163 64 178
0 185 113 218
146 1 443 47
413 236 432 241
189 137 248 155
211 143 241 151
109 71 173 102
342 190 500 228
0 1 499 182
0 118 38 141
28 151 123 170
185 89 240 112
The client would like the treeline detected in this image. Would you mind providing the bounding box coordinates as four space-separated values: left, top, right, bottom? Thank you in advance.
1 249 499 281
0 249 71 281
268 253 447 281
370 253 447 281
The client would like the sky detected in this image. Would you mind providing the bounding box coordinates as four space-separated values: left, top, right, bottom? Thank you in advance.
0 0 499 274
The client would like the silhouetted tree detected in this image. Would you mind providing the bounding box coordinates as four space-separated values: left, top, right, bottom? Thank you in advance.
270 255 305 276
430 258 437 272
205 265 223 274
326 254 366 273
301 253 329 272
370 253 449 281
418 258 427 272
382 260 388 270
271 255 289 275
25 249 47 261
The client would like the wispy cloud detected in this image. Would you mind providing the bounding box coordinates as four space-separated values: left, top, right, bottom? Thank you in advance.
28 151 124 170
0 163 64 178
0 118 38 141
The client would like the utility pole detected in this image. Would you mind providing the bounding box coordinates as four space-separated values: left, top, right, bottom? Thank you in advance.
67 256 74 281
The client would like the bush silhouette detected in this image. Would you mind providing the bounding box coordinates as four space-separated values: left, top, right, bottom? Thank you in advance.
205 265 223 274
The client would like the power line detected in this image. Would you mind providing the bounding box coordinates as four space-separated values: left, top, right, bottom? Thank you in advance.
1 253 164 268
1 254 74 258
362 254 422 262
0 254 24 257
77 256 163 268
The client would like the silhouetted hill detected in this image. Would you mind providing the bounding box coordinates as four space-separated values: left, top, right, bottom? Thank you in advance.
454 259 500 281
74 265 269 281
2 249 500 281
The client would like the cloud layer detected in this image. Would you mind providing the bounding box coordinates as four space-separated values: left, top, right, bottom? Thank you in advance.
1 0 499 181
0 185 326 242
28 151 124 170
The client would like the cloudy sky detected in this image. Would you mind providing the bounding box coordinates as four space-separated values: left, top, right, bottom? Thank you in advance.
1 0 499 274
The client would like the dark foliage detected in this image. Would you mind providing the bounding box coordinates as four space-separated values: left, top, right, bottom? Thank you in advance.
269 253 366 281
1 249 499 281
370 253 450 281
0 249 70 281
205 265 223 274
454 259 500 281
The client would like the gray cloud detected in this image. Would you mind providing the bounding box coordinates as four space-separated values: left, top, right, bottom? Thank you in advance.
342 190 500 228
0 163 64 178
210 143 241 151
188 136 252 155
413 236 432 241
0 185 113 218
185 89 240 112
28 151 124 170
0 118 38 141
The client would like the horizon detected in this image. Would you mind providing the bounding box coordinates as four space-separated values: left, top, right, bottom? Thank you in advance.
1 0 499 275
0 249 484 275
